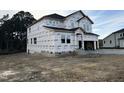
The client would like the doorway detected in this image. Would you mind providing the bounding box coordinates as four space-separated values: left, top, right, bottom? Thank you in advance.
79 41 82 49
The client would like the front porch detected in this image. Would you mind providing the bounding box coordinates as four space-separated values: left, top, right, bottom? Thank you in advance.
76 40 99 50
74 27 99 51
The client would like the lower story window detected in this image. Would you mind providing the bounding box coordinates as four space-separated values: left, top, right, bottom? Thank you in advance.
34 38 37 44
61 35 65 43
67 39 70 43
61 39 65 43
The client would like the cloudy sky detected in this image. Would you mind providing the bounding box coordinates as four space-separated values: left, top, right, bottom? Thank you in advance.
0 10 124 39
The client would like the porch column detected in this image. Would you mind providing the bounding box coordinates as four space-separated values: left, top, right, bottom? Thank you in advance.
94 41 96 50
82 41 84 50
75 35 78 49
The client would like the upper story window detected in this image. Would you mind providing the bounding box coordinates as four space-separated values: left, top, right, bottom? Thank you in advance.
29 28 31 33
49 20 52 24
53 21 55 25
71 23 74 28
61 35 65 43
87 25 89 31
67 35 71 44
34 38 37 44
120 34 122 37
83 24 86 31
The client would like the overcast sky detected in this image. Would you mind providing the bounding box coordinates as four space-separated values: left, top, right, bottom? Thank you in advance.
0 10 124 39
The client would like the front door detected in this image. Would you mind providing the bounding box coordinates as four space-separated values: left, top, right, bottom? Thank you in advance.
79 41 82 49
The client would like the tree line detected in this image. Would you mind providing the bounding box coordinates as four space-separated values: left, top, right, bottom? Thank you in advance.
0 11 36 53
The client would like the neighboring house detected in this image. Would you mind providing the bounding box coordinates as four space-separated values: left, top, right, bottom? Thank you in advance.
103 29 124 48
27 10 99 55
98 39 103 48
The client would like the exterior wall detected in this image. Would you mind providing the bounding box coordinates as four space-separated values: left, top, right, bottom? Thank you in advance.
64 12 92 33
44 18 65 28
79 18 92 32
115 32 124 47
119 39 124 48
64 12 83 29
27 27 56 54
103 34 115 48
83 34 98 41
53 32 75 53
27 11 99 55
103 32 124 48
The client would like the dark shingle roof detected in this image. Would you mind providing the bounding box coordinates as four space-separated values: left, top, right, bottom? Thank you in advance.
44 13 65 19
65 10 85 18
44 26 79 31
28 10 94 28
77 16 94 24
103 28 124 40
28 13 65 27
44 26 99 36
85 32 99 36
113 28 124 34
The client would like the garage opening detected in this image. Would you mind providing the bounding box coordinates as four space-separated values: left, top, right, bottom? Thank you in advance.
84 41 94 50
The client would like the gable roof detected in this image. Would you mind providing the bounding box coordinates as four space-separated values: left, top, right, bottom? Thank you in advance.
65 10 85 18
28 13 65 28
103 28 124 40
77 16 94 24
43 13 65 19
28 10 94 28
113 28 124 34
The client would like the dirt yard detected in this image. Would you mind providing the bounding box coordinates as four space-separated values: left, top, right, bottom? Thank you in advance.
0 53 124 82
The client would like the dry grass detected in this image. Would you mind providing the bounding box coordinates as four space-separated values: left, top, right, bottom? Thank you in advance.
0 53 124 82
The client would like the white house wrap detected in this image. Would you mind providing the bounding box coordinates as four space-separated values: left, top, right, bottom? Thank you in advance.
27 10 99 55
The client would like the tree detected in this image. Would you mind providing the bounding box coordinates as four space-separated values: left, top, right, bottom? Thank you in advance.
0 11 36 52
11 11 36 51
0 14 9 50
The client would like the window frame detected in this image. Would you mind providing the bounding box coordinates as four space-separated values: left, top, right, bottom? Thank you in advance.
31 38 32 44
67 35 71 44
110 40 112 44
61 35 65 43
34 37 37 44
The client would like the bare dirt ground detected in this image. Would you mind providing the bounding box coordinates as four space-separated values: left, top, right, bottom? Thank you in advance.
0 53 124 82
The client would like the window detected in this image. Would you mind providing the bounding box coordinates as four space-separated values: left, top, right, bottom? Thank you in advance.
34 38 37 44
61 35 65 43
104 41 105 44
31 38 32 44
110 40 112 44
29 28 31 33
87 25 89 31
83 24 86 31
67 35 71 44
120 34 122 37
71 23 74 27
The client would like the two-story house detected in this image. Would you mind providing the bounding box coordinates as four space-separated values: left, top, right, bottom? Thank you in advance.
103 29 124 48
27 10 99 55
